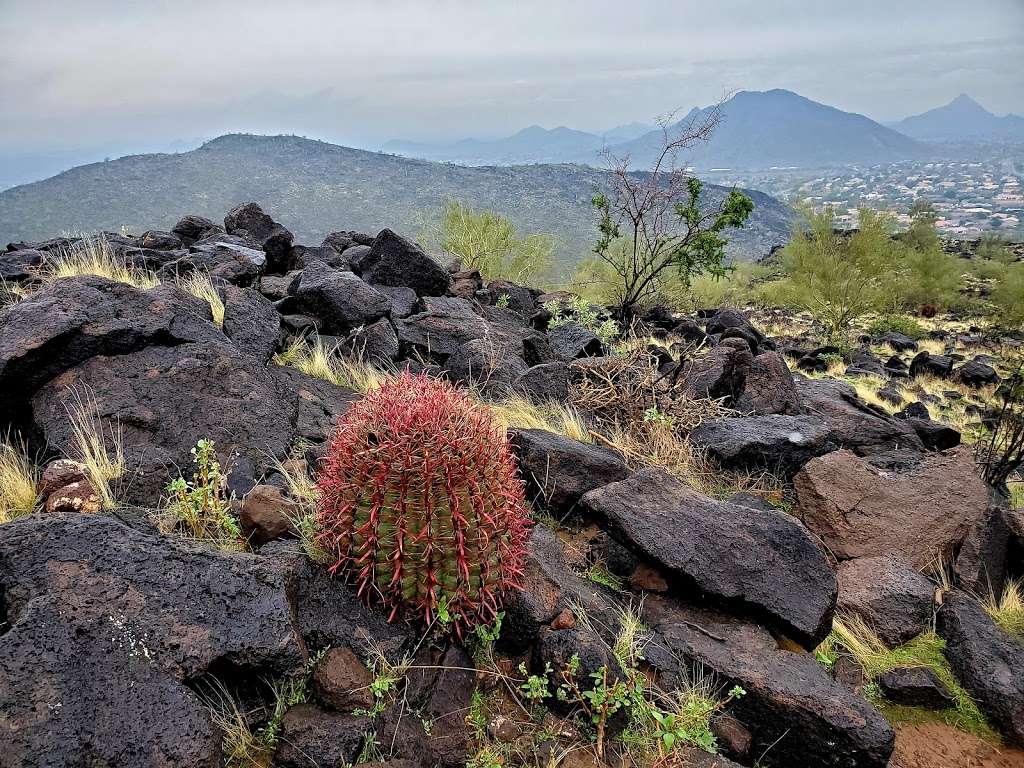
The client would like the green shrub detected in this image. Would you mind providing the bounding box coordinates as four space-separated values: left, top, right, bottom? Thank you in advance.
433 200 553 284
161 439 243 550
867 314 928 340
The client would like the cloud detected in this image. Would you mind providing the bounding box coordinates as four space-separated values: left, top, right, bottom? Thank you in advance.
1 0 1021 150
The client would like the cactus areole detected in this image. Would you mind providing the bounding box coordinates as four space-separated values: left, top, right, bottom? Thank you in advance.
316 372 531 635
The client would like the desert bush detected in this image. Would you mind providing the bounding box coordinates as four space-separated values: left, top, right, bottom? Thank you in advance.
432 200 553 284
545 295 619 345
991 261 1024 330
64 388 124 510
867 314 928 340
315 373 531 635
769 207 894 343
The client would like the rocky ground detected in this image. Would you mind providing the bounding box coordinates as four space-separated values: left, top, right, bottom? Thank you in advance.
1 203 1022 768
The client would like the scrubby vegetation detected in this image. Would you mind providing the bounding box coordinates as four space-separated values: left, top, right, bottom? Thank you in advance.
0 437 38 523
426 200 554 284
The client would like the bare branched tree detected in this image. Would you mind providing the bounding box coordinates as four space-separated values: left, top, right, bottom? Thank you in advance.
589 103 754 320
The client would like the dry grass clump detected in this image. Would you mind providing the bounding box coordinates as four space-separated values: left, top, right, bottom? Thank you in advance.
178 271 225 326
489 394 591 443
37 235 159 289
984 577 1024 638
0 437 39 523
274 337 389 394
64 388 124 510
570 348 733 433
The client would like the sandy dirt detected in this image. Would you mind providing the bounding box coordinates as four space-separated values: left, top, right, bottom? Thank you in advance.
890 723 1024 768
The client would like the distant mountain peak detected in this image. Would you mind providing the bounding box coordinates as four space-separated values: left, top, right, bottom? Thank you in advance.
893 94 1024 141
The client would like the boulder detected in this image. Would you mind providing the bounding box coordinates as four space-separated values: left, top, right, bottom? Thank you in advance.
375 285 418 318
0 248 42 282
955 505 1015 596
547 321 603 361
174 236 267 285
509 428 629 515
37 457 89 497
44 478 102 513
910 351 954 379
137 230 182 250
0 513 303 766
31 341 299 507
689 414 838 477
681 338 753 401
273 704 371 768
937 591 1024 744
794 378 923 454
876 667 955 709
734 351 802 415
171 214 220 246
581 467 837 647
224 202 294 272
836 555 935 647
393 296 489 360
290 244 350 271
344 318 400 364
904 417 960 451
705 308 766 353
360 229 450 296
513 361 572 403
294 261 391 335
878 332 918 352
487 280 536 317
957 358 1000 387
221 284 281 364
643 596 894 768
795 447 989 568
0 276 222 416
444 337 529 394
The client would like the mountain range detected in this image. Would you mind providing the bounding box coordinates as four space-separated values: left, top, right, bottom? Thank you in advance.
889 94 1024 142
0 134 793 271
385 90 928 170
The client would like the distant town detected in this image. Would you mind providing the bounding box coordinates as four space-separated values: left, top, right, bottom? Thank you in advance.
706 148 1024 240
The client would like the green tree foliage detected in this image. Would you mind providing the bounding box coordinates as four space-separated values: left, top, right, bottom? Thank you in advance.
771 207 893 343
895 203 962 310
435 200 553 284
993 262 1024 329
575 108 753 319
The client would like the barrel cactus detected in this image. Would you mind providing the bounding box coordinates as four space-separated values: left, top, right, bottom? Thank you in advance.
315 372 531 634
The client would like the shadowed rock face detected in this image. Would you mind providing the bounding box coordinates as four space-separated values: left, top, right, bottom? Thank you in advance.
0 513 304 767
642 596 895 768
581 467 837 648
0 276 222 417
938 591 1024 744
795 446 990 568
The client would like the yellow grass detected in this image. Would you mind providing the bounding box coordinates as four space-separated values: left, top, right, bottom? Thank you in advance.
488 394 591 443
38 235 159 289
274 337 389 394
984 577 1024 638
178 271 225 326
0 438 38 523
64 388 125 510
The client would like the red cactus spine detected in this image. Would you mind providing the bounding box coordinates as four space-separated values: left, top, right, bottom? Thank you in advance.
315 372 531 635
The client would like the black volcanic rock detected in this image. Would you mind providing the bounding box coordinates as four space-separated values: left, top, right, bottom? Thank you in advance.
581 467 837 648
224 201 294 273
0 513 303 767
361 228 450 296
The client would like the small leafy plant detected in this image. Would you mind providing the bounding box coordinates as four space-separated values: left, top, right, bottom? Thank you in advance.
545 296 619 346
162 439 243 550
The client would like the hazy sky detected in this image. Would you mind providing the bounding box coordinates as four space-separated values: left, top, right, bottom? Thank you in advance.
1 0 1022 152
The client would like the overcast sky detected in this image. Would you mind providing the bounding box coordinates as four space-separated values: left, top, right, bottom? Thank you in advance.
1 0 1022 153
